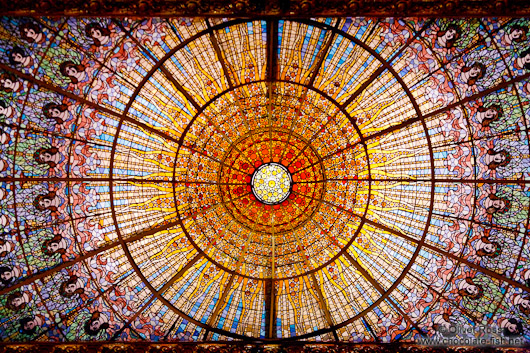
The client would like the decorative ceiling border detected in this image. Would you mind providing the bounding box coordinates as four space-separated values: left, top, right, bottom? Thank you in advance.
2 0 530 17
0 344 529 353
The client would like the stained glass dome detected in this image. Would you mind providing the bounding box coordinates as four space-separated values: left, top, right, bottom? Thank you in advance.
0 16 529 344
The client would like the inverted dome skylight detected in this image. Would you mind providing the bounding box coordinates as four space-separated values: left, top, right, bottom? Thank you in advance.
0 17 529 344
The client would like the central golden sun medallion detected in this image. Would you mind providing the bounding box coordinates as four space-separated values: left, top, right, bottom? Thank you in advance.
251 163 292 205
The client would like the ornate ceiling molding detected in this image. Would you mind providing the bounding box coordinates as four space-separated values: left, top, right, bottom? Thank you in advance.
2 0 530 17
0 344 529 353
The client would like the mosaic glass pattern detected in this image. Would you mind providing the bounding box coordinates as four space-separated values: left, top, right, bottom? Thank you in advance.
0 16 529 344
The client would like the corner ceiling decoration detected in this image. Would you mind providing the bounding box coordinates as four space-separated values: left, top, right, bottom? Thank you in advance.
0 16 529 344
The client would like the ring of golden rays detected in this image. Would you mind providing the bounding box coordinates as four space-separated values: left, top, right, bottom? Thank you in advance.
177 84 369 279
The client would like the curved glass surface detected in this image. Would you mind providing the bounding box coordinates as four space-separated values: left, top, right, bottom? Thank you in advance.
0 17 529 343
